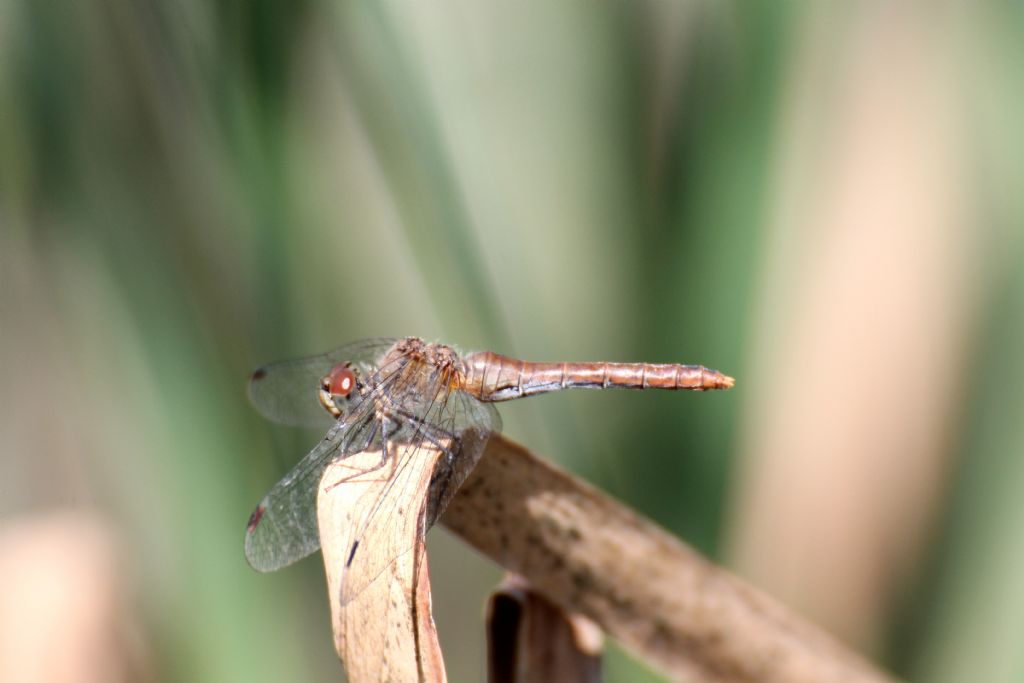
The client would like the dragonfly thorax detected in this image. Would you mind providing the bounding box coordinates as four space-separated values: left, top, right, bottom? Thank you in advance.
382 338 464 390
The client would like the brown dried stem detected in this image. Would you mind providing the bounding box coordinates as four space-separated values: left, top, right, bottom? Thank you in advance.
441 435 901 683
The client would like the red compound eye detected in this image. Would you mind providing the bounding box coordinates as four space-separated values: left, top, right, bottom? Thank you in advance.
326 365 356 397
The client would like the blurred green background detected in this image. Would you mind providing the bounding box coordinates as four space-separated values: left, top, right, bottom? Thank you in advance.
1 2 1022 681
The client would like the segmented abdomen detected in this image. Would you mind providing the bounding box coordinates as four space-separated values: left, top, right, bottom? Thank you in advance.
458 351 733 402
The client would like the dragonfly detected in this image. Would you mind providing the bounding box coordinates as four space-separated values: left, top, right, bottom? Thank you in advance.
245 337 734 580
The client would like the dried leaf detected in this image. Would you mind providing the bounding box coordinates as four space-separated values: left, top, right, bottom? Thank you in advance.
318 444 447 683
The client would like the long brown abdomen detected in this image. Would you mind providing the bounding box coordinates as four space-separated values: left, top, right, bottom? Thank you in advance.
459 352 734 402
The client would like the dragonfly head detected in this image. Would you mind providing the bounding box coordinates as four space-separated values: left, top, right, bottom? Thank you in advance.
318 362 357 419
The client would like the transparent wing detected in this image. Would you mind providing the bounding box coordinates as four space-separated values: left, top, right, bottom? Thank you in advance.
336 379 501 604
244 347 501 580
248 338 396 428
244 392 387 572
422 387 501 523
244 346 435 572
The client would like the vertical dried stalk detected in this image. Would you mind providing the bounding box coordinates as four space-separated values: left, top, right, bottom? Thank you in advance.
318 446 447 683
486 574 603 683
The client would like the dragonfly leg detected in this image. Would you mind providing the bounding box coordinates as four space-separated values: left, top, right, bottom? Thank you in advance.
321 456 388 489
321 418 391 493
409 425 456 458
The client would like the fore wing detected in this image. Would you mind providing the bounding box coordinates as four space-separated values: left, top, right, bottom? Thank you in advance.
244 393 385 572
248 338 396 428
